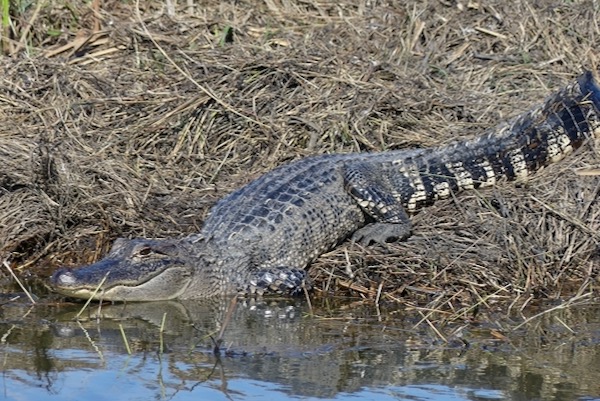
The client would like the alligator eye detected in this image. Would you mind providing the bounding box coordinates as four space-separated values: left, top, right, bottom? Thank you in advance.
138 247 153 256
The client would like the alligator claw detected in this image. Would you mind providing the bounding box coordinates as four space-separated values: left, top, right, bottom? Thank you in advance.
250 268 309 296
351 222 412 246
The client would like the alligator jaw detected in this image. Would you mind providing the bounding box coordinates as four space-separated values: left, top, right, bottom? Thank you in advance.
50 238 195 302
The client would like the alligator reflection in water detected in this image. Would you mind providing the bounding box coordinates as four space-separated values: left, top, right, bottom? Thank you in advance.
1 299 600 400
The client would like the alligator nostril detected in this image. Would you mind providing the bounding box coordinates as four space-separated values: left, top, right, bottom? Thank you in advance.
51 269 77 286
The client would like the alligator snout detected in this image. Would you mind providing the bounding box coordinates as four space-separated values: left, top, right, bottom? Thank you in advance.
50 238 197 301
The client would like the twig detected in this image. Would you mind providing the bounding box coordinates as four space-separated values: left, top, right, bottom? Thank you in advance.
75 273 109 319
2 260 35 304
119 323 132 354
159 312 167 354
529 195 600 240
91 0 102 32
78 319 105 362
12 0 44 55
303 282 313 315
512 292 592 331
417 310 447 343
210 296 239 355
554 316 576 334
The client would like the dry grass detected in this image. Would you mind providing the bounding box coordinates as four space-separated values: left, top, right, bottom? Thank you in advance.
0 0 599 313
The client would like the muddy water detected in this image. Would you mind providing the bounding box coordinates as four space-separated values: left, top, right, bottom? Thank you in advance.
0 297 599 401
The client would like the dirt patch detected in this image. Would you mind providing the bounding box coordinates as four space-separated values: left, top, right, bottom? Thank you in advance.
0 0 599 311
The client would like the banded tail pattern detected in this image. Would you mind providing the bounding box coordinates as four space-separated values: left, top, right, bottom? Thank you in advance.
393 70 600 212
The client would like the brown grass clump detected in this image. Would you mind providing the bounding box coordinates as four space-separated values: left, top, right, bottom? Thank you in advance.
0 0 599 312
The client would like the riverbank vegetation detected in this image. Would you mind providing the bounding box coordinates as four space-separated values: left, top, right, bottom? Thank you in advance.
0 0 598 320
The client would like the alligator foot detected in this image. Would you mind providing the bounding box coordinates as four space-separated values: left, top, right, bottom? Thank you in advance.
248 268 309 296
351 222 412 246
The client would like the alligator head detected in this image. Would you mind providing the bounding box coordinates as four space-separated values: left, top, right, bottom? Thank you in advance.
51 238 195 301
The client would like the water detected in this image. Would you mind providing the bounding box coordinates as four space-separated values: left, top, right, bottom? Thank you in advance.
1 297 599 400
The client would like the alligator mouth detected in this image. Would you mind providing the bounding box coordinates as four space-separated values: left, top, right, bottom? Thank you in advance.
51 262 193 302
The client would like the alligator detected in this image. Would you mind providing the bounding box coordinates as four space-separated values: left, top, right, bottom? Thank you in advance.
51 69 600 301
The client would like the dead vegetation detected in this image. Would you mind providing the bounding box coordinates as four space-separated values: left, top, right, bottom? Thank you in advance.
0 0 599 313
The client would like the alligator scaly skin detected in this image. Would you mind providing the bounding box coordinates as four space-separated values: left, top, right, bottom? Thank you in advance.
51 71 600 301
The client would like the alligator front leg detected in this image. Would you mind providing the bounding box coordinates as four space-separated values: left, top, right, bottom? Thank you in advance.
344 163 413 245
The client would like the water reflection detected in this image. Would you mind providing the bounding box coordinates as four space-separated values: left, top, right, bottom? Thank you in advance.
0 298 599 400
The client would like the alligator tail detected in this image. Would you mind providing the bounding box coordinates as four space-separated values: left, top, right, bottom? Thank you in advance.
399 69 600 210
